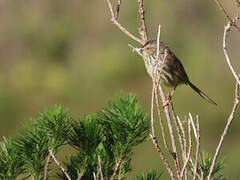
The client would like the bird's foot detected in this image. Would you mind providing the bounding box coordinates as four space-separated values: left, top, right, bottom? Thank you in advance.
163 94 172 107
162 100 170 107
162 94 172 107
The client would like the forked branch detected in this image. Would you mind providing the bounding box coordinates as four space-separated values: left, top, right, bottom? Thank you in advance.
106 0 148 45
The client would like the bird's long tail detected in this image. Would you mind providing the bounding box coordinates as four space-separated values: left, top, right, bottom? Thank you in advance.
188 82 217 106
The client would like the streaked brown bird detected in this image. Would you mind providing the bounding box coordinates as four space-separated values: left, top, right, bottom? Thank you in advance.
139 40 217 105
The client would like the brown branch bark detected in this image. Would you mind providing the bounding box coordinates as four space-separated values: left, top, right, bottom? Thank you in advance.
214 0 240 31
150 134 176 180
158 85 181 179
106 0 144 44
111 156 123 180
49 149 71 180
98 156 104 180
180 120 192 179
44 153 52 180
137 0 148 43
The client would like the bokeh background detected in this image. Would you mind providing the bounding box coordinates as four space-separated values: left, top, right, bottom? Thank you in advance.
0 0 239 179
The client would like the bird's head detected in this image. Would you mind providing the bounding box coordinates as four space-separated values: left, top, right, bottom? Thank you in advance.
140 40 166 57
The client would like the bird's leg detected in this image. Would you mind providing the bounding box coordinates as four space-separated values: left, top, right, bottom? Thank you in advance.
163 87 176 107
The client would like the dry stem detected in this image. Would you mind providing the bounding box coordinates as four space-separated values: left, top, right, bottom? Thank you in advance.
192 118 200 180
180 119 192 179
223 19 240 86
115 0 121 19
98 156 104 180
49 149 71 180
150 134 175 180
137 0 148 42
106 0 143 44
111 156 123 180
207 80 240 180
214 0 240 31
44 153 52 180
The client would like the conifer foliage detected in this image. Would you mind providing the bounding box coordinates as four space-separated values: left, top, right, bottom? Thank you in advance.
0 93 161 180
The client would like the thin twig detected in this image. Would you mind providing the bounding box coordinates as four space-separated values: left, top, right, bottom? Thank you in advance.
177 116 188 180
49 149 71 180
189 158 201 179
150 134 176 180
151 81 156 137
155 26 181 179
177 116 187 160
207 79 240 180
180 119 192 178
106 0 143 44
128 44 143 56
189 114 204 168
44 152 52 180
137 0 148 42
214 0 240 31
223 19 240 86
159 84 181 179
170 101 184 166
171 106 184 160
111 157 123 180
77 173 83 180
98 156 104 180
115 0 122 19
93 173 97 180
97 162 99 180
193 117 200 180
154 83 171 152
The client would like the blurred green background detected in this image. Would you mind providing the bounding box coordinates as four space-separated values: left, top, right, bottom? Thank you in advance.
0 0 239 179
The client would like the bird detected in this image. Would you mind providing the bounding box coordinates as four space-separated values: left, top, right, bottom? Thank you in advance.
139 39 217 106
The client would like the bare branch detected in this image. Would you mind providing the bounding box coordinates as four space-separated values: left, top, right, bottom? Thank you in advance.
155 83 171 152
137 0 148 42
214 0 240 31
98 156 104 180
49 149 71 180
150 134 176 180
77 172 83 180
159 84 181 179
44 153 52 180
180 119 192 178
106 0 144 44
115 0 121 19
93 173 97 180
193 117 200 180
128 44 143 56
111 157 123 180
177 116 187 160
151 81 156 138
223 19 240 86
207 78 240 180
